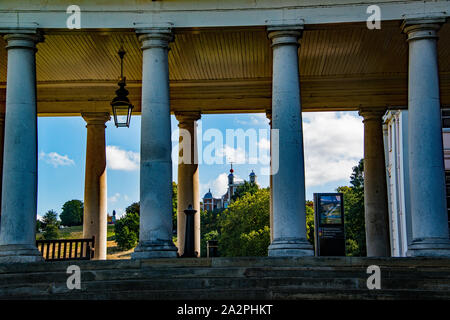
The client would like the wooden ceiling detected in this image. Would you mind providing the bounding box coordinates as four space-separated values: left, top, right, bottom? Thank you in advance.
0 21 449 115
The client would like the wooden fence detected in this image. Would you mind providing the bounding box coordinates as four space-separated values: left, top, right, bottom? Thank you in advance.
36 236 95 261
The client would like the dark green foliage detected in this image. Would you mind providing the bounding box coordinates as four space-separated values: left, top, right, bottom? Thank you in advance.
113 182 178 251
36 219 42 232
337 159 366 256
172 182 178 232
218 189 271 256
231 181 259 202
200 208 221 256
114 203 140 251
59 200 84 227
41 210 60 240
305 201 315 248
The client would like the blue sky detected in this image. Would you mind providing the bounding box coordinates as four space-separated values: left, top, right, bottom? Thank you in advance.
37 111 363 219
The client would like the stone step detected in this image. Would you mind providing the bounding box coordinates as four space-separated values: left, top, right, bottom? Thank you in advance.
1 257 449 300
1 265 449 289
6 286 450 300
2 275 449 300
2 256 450 274
1 264 450 288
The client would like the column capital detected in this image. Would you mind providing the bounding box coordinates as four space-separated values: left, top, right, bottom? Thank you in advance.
267 23 303 47
401 16 446 41
359 108 387 122
136 23 174 50
175 111 201 127
82 112 111 127
3 30 44 50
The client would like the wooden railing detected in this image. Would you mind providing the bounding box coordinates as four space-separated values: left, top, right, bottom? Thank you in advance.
36 236 95 261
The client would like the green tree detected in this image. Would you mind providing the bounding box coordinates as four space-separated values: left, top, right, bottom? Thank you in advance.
350 159 364 189
231 180 259 202
36 219 42 233
113 183 178 251
200 208 221 256
172 181 178 233
337 159 366 256
305 201 315 247
114 202 140 250
59 200 84 227
41 210 60 240
217 189 270 256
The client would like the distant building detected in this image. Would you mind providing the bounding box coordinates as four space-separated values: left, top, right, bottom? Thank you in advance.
202 165 257 211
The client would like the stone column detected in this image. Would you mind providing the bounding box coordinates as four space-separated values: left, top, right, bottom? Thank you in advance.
0 112 4 223
402 18 450 257
0 32 43 263
132 25 178 259
266 110 274 242
175 112 201 257
359 109 391 257
267 24 313 257
81 112 110 260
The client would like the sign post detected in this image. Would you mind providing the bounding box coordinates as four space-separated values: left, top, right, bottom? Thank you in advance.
313 193 346 256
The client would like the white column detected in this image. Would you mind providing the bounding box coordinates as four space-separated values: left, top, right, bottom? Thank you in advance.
132 25 178 259
266 110 274 242
359 109 391 257
0 111 4 223
0 32 43 263
82 112 110 260
175 112 201 257
402 18 450 257
267 25 313 257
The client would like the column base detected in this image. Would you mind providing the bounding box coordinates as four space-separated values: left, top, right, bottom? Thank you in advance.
268 238 314 257
131 240 178 259
407 238 450 257
0 244 44 263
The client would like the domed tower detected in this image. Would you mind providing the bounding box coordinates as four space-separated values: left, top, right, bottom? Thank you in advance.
249 170 257 184
228 164 234 185
203 189 214 211
228 164 235 199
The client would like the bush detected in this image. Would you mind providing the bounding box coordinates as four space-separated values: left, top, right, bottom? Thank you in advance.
60 200 83 227
41 210 60 240
239 226 271 256
218 189 270 257
114 210 139 251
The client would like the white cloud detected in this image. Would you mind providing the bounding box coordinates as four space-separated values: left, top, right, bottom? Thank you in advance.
235 114 268 126
200 172 243 199
39 151 75 167
108 193 121 203
216 145 247 164
210 173 229 197
106 145 139 171
303 112 363 187
258 137 270 151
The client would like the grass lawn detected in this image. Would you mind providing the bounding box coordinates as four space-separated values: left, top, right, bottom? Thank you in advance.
37 224 132 260
37 226 179 260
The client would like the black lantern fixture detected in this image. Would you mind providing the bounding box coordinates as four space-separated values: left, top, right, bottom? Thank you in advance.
111 44 134 128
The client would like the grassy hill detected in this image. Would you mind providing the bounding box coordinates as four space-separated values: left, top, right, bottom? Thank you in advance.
37 225 134 260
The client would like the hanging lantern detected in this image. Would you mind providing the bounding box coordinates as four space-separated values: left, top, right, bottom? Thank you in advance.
111 44 134 127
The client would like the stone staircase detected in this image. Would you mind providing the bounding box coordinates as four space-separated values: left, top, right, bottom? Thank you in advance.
0 257 449 300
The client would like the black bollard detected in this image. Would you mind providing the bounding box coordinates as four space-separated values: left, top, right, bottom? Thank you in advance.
181 204 197 258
